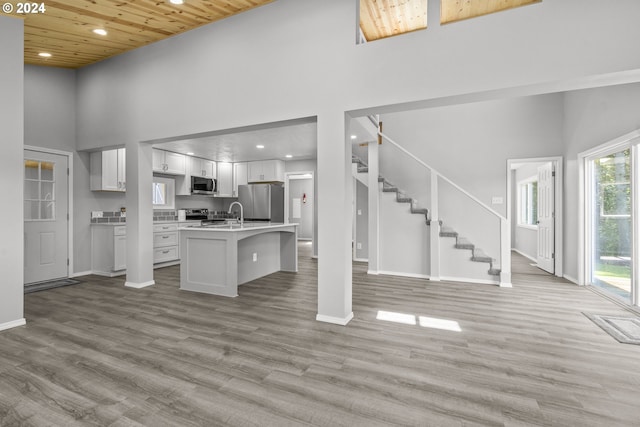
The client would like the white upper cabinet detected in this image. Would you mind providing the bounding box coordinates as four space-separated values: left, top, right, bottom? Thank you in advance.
90 148 126 192
153 149 186 175
189 157 216 178
247 160 284 183
233 162 248 197
216 162 234 197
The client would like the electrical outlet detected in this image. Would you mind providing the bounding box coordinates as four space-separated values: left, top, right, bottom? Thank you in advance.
357 209 362 215
252 253 257 262
357 242 362 250
91 211 103 219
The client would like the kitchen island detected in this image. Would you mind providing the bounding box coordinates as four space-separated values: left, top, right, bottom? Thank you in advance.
178 223 298 297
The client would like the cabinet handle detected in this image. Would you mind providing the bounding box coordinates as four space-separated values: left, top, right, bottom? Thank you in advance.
162 235 170 239
162 250 170 254
162 226 169 230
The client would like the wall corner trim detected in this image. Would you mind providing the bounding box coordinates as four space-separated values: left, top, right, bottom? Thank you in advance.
316 312 354 326
124 280 155 289
0 318 26 332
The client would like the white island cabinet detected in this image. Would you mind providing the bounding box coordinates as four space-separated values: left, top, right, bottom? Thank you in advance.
179 223 298 297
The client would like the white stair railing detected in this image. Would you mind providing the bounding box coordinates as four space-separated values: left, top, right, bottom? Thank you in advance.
364 116 511 287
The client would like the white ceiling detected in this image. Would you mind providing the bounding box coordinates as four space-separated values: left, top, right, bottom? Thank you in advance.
151 115 378 163
153 120 318 163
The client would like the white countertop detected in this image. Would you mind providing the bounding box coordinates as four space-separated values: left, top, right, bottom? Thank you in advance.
179 222 297 232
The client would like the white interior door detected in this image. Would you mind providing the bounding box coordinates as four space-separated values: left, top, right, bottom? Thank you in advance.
537 162 555 274
24 150 69 284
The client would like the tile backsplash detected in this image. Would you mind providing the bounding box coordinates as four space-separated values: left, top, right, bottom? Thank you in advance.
90 210 178 223
90 210 236 223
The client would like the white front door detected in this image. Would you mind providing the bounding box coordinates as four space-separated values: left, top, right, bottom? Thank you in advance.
24 150 69 284
537 162 555 274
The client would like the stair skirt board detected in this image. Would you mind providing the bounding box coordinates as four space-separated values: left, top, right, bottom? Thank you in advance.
377 270 430 280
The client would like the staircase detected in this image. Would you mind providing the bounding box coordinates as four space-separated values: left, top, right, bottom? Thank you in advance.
352 154 501 279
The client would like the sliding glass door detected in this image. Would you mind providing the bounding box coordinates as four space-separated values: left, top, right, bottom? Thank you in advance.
591 149 632 302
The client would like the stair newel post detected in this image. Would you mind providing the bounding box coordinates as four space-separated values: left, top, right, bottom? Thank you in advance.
499 218 512 287
367 139 380 274
430 170 441 281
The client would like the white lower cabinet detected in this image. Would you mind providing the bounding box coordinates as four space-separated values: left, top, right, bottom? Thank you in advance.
91 225 128 276
91 223 181 276
153 223 180 264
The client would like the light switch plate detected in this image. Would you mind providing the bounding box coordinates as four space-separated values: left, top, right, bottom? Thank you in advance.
91 211 103 219
491 197 504 205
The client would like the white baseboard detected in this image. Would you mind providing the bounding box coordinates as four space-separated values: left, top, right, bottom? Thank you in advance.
70 270 92 278
92 270 126 277
316 312 354 326
378 270 430 280
353 258 368 263
367 270 379 275
0 318 26 332
512 248 537 262
563 274 579 284
440 276 499 286
311 255 318 259
125 280 155 289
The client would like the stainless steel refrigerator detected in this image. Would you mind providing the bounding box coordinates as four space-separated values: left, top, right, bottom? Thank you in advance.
237 184 284 222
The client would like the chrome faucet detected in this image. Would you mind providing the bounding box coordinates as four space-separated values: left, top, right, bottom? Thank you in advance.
228 201 244 226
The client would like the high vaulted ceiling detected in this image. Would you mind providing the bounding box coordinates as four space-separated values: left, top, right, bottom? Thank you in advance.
16 0 274 69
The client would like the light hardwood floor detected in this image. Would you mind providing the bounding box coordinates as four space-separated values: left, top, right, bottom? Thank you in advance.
1 245 639 426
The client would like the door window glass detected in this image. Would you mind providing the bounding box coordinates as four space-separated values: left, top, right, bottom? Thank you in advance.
591 149 631 301
24 159 56 221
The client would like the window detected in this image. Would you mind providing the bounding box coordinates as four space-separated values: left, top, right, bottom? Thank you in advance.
24 159 56 221
152 176 175 210
518 178 538 227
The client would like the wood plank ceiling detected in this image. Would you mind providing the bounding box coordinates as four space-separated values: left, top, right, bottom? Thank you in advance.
441 0 541 25
359 0 540 41
360 0 427 42
17 0 274 69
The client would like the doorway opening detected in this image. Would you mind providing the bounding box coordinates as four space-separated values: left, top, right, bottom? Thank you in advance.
284 171 315 251
507 157 563 278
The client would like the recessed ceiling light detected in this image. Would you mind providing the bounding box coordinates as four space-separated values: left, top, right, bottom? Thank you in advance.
350 135 357 140
285 154 293 158
169 0 184 4
186 152 194 156
256 145 265 149
38 52 52 58
93 29 108 36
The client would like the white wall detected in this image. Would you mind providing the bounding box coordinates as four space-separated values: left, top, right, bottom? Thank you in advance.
76 0 640 151
563 82 640 281
0 17 24 328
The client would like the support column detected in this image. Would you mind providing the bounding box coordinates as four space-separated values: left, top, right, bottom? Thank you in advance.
0 16 26 331
367 140 380 274
316 111 353 325
429 170 441 281
125 141 155 289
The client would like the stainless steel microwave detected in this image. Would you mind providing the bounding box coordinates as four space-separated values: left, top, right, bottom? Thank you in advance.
191 176 216 195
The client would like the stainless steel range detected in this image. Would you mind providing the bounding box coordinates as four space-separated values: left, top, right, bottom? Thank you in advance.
184 208 209 221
